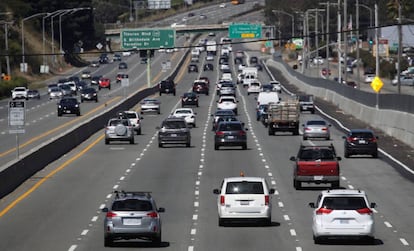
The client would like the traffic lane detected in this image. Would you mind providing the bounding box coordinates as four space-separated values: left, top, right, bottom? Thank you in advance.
194 89 295 250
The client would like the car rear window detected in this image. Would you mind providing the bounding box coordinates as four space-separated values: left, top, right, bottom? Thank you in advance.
112 199 153 211
162 121 186 129
321 196 367 210
307 120 326 126
350 132 374 138
299 95 313 102
299 149 335 160
218 123 242 131
125 113 137 119
225 181 264 194
109 119 128 126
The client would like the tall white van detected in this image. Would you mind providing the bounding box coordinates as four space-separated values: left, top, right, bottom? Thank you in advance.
256 91 280 108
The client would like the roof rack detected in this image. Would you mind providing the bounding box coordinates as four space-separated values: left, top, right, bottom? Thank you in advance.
114 190 152 199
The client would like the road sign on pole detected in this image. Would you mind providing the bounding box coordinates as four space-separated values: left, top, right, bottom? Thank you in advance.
228 23 262 39
8 100 25 134
121 29 175 50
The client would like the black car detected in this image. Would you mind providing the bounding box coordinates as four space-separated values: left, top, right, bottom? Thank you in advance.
80 87 98 102
343 129 378 158
214 121 247 150
298 95 315 114
192 81 209 95
249 56 258 64
158 79 176 96
27 89 40 99
76 81 88 91
181 92 199 107
118 62 128 69
91 75 101 85
57 97 80 116
188 64 198 73
255 63 263 71
204 63 214 71
157 117 191 147
99 53 109 64
113 53 122 61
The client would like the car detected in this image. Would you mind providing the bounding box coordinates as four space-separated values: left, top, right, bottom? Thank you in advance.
219 3 226 8
247 80 261 95
192 80 209 95
158 79 176 96
99 78 111 90
391 74 414 86
118 62 128 69
99 53 109 64
116 72 128 84
213 115 239 131
59 84 73 96
47 83 58 93
254 63 263 71
11 87 28 100
302 120 331 140
49 87 63 99
76 81 88 91
27 89 40 99
90 75 101 85
321 68 331 77
346 81 357 88
204 63 214 71
102 191 165 246
218 82 236 97
157 117 191 147
67 82 77 95
343 129 378 158
171 108 197 127
80 87 98 102
199 76 210 86
140 98 160 114
188 64 198 73
57 97 80 116
364 74 375 84
312 56 324 65
217 96 238 115
208 32 216 37
122 51 131 57
90 61 100 67
249 56 258 65
140 57 148 64
205 54 214 61
298 94 315 113
256 104 268 122
199 14 207 19
290 144 341 189
214 120 247 150
104 118 134 144
81 71 91 79
309 189 376 244
213 175 275 226
122 110 142 135
181 92 199 107
113 53 122 61
260 84 273 92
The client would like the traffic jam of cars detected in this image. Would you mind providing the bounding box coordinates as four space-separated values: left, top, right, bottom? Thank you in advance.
6 9 410 250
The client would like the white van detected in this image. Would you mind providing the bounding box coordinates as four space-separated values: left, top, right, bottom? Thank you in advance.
256 91 280 108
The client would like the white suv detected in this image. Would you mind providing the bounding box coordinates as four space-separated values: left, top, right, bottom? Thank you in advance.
309 189 376 244
123 111 142 135
213 176 275 226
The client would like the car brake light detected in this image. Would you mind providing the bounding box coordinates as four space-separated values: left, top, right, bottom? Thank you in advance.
265 195 269 205
316 208 333 214
305 127 311 131
321 127 328 131
106 211 117 218
356 208 373 215
347 136 356 142
238 130 246 136
220 195 225 205
147 211 159 218
216 131 224 136
369 137 377 143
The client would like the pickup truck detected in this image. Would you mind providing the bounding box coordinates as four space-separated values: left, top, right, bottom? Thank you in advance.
290 144 341 189
11 87 28 100
267 100 300 135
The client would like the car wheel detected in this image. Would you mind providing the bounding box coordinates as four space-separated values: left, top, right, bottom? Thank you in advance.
153 233 162 245
95 99 98 102
158 109 161 114
81 99 84 103
344 149 350 158
218 217 225 227
242 143 247 150
57 112 62 117
214 144 219 150
326 136 330 140
104 237 113 247
293 179 301 189
332 181 340 188
311 109 315 114
186 141 191 147
98 86 101 90
159 92 162 96
137 128 141 135
158 142 163 148
263 218 271 226
372 151 378 158
268 128 274 136
105 139 109 145
77 112 81 116
303 136 307 140
130 137 134 144
313 235 322 244
247 92 250 95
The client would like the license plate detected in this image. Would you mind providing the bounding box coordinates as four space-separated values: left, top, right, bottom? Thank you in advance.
227 136 235 139
165 89 169 92
123 218 141 225
240 201 249 205
340 219 349 224
65 110 71 113
314 176 323 180
359 140 366 144
170 134 177 137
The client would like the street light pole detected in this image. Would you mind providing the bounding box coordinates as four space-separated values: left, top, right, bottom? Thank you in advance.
272 10 294 39
21 12 48 68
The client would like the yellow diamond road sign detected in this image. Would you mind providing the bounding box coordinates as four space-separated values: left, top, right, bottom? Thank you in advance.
370 76 384 93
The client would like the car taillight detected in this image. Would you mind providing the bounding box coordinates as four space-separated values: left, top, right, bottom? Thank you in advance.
147 211 159 218
220 195 225 205
321 127 328 131
368 137 377 143
316 208 333 215
265 195 269 205
356 208 373 215
238 130 246 136
106 211 117 218
216 131 225 136
305 127 311 131
347 137 356 142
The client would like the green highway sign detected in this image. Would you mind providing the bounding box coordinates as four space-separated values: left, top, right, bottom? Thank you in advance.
121 29 175 50
228 23 262 39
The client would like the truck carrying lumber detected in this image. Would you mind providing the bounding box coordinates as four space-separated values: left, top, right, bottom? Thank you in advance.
267 100 300 135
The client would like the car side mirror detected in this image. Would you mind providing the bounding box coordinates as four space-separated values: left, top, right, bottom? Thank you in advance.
289 156 296 161
302 124 305 127
308 202 315 208
158 207 166 213
370 202 376 208
328 124 332 127
269 188 275 194
102 207 109 212
213 189 220 194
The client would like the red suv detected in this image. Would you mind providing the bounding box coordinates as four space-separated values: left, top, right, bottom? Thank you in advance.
192 80 209 95
99 78 111 90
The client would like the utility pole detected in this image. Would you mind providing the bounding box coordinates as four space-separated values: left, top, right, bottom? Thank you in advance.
356 0 360 89
375 3 379 108
397 1 402 94
343 0 348 83
337 0 342 83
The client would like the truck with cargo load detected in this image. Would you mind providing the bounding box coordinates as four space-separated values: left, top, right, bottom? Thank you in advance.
267 100 300 135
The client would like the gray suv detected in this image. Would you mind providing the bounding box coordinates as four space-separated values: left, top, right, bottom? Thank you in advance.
102 191 165 246
105 118 134 144
157 117 191 147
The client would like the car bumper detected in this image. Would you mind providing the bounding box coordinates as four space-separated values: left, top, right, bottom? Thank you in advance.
303 132 330 138
159 135 190 144
313 221 375 238
346 144 377 154
218 206 271 219
295 175 339 183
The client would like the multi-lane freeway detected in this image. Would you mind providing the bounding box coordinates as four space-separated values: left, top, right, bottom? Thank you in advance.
0 2 413 251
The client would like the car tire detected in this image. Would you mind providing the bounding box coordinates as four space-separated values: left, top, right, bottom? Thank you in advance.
158 142 163 148
158 110 161 114
137 128 141 135
303 136 307 140
242 143 247 150
344 149 350 158
105 139 109 145
332 181 340 188
77 112 81 116
81 99 84 103
104 237 113 247
214 144 219 150
186 141 191 147
153 233 162 245
293 179 301 189
311 109 315 114
218 217 225 227
372 151 378 158
313 236 322 244
95 99 98 103
130 137 134 144
58 112 62 117
326 136 330 140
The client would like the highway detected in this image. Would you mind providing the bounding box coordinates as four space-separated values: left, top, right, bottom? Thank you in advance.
0 33 413 251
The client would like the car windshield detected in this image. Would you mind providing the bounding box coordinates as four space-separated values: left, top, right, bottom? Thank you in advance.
184 93 195 98
299 149 335 160
299 95 313 102
225 181 264 194
321 197 367 210
307 121 326 126
112 199 153 211
218 123 242 131
162 121 186 129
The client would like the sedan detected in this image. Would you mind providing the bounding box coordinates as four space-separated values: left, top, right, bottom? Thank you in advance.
171 108 197 127
118 62 128 69
302 120 331 140
80 87 98 102
49 87 63 99
140 98 160 114
188 64 198 73
204 63 214 71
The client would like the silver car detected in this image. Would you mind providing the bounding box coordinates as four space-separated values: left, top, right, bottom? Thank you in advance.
302 120 331 140
140 98 161 114
102 191 165 246
105 118 134 144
